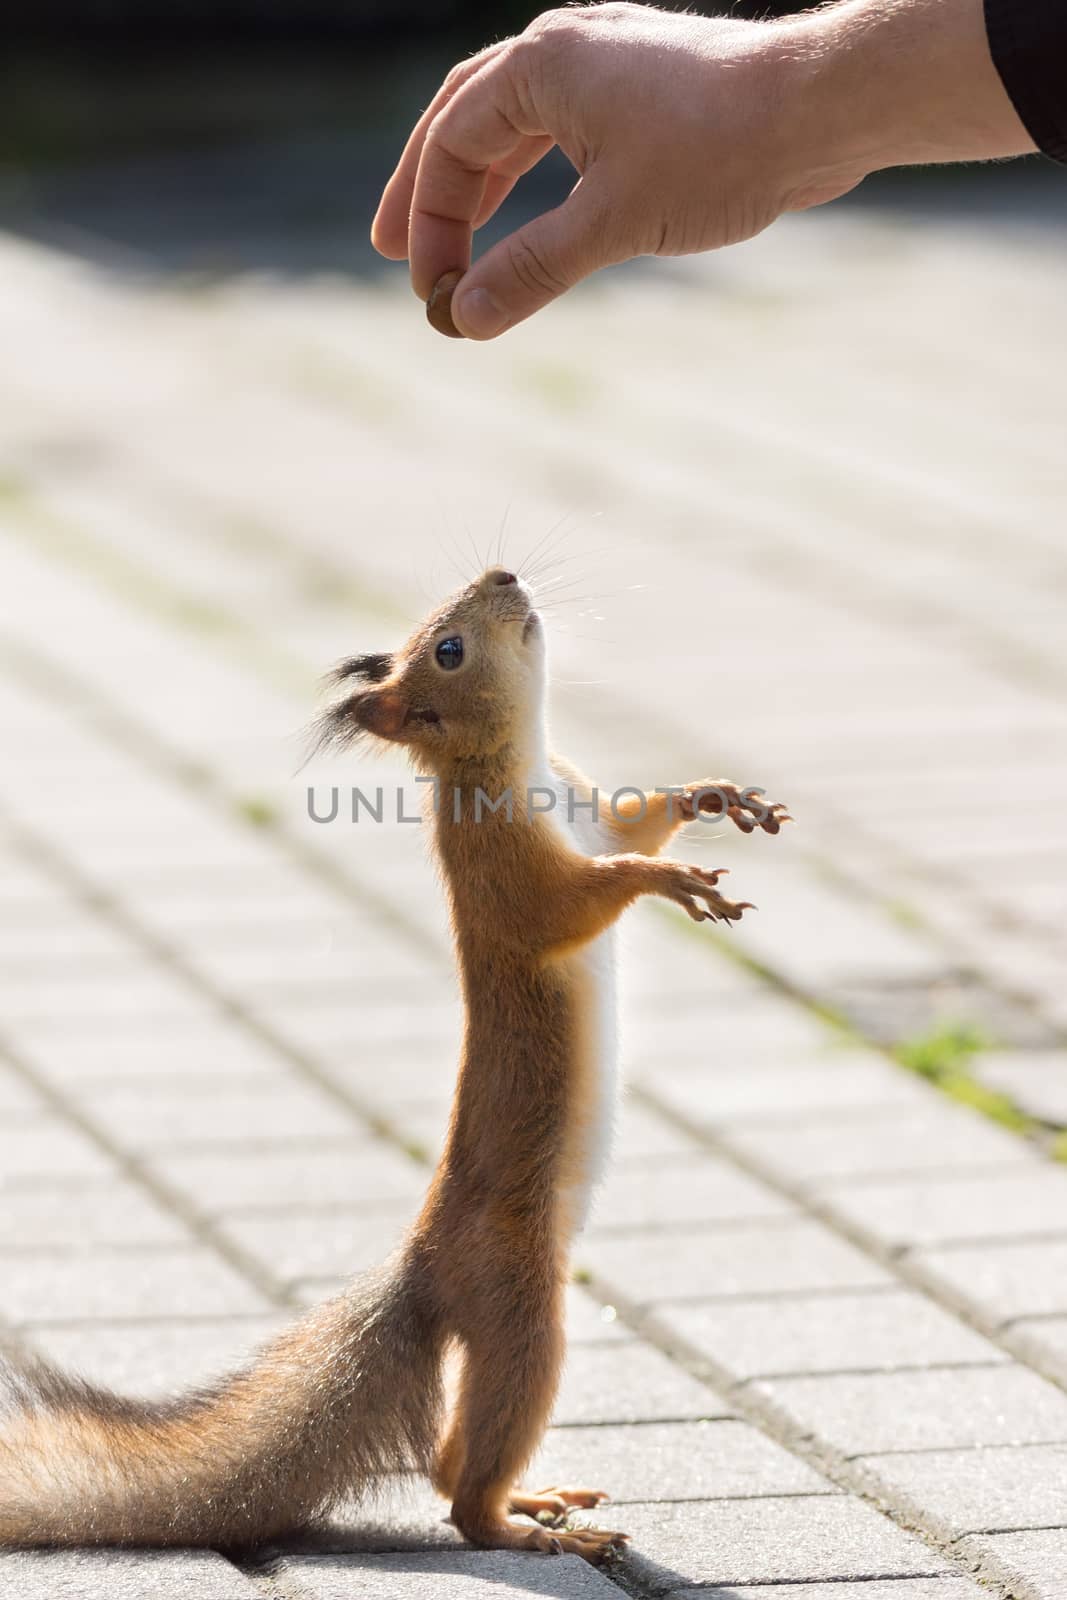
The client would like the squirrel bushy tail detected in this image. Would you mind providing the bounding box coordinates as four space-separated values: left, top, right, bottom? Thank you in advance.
0 1252 445 1549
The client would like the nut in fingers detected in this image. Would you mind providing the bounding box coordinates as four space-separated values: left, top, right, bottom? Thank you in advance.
427 269 465 338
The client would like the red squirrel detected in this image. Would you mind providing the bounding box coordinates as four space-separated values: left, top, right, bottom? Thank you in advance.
0 568 789 1562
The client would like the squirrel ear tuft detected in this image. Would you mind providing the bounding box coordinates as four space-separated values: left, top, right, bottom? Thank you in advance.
330 652 394 686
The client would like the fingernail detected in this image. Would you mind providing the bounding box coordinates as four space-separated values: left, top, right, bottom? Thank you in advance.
455 287 509 339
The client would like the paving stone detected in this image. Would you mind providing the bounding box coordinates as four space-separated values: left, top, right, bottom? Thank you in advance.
290 1275 352 1308
622 994 837 1066
1 1246 269 1322
612 1100 705 1163
259 997 461 1055
0 1548 259 1597
531 1419 831 1502
755 1365 1067 1456
564 1287 632 1344
158 1141 425 1214
322 1051 464 1107
581 1220 892 1305
663 1585 988 1600
587 1156 793 1233
726 863 949 993
276 1475 463 1555
186 942 431 996
124 871 365 935
0 1069 45 1114
658 1288 1005 1380
553 1342 731 1426
0 1179 189 1249
650 1054 936 1128
917 1239 1067 1321
957 1528 1067 1591
608 1495 951 1588
727 1106 1039 1185
824 1165 1067 1250
217 1209 411 1283
971 1049 1067 1126
187 925 441 987
0 1116 114 1184
621 915 765 1007
69 1079 349 1149
860 1443 1067 1541
274 1550 624 1599
0 967 213 1025
392 1105 450 1164
0 913 135 964
28 1313 290 1396
6 206 1067 1600
16 1019 290 1083
1011 1315 1067 1382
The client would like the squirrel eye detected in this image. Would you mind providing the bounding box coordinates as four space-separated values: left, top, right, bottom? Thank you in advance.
435 636 464 671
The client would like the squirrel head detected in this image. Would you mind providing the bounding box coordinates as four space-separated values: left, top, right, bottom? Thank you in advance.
311 568 545 769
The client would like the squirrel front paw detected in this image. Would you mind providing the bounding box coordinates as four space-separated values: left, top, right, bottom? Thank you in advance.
679 781 792 835
663 864 754 925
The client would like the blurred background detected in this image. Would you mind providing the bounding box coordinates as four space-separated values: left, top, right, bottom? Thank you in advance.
1 0 1066 1401
3 0 1066 269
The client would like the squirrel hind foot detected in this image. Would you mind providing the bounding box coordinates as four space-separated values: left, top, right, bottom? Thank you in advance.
509 1485 609 1521
452 1512 565 1556
453 1502 627 1566
549 1525 630 1565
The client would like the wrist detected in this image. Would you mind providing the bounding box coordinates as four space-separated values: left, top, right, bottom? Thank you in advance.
770 0 1036 204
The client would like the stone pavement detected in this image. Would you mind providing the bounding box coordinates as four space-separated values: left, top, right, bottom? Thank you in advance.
0 181 1066 1600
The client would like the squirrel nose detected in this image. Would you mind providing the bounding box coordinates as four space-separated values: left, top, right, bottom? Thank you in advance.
486 568 517 587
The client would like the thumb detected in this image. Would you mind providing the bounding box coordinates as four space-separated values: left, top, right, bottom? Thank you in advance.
448 181 611 341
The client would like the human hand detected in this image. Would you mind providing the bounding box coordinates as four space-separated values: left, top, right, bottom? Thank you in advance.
372 0 1034 341
372 4 822 339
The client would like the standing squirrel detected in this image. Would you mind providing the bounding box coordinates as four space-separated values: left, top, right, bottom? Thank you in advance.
0 568 789 1563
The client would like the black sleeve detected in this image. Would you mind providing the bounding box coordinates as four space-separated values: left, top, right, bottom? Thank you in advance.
984 0 1067 164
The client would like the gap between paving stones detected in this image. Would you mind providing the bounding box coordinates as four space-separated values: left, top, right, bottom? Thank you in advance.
1 518 1062 1593
0 708 1039 1600
624 1075 1067 1395
0 748 1008 1600
0 1029 289 1320
13 258 1067 709
9 319 1067 1046
651 903 1060 1159
0 788 436 1158
0 502 1058 1154
3 585 1064 1396
0 629 439 968
575 1268 1032 1599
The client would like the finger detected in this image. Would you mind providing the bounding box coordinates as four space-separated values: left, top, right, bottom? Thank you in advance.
472 134 555 229
371 42 509 262
447 178 613 340
408 55 536 301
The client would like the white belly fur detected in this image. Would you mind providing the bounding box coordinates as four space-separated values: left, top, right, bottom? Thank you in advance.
542 765 620 1239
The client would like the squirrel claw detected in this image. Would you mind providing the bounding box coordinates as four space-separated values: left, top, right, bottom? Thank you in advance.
672 869 753 926
682 781 792 836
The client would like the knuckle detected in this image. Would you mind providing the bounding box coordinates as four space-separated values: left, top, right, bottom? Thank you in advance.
444 37 508 92
507 234 570 298
525 8 573 42
522 5 601 56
